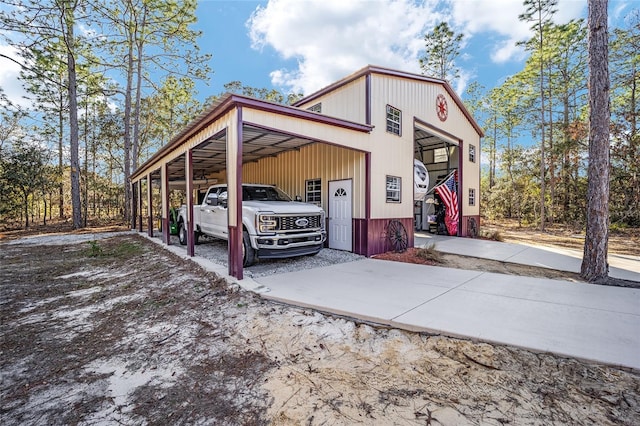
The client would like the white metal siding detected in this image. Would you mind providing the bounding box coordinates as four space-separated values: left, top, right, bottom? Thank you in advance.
242 109 370 152
294 73 481 219
369 75 481 217
296 78 367 123
211 143 366 219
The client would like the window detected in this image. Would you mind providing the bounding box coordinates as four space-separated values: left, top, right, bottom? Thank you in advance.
308 103 322 113
386 105 401 135
433 147 448 163
386 176 401 203
306 179 322 205
469 188 476 206
469 144 476 163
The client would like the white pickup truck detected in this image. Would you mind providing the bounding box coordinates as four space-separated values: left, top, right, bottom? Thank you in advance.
177 184 326 266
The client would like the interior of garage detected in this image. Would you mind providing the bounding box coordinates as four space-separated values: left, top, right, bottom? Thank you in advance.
413 125 459 233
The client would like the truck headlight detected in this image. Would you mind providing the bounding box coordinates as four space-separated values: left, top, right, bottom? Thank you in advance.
258 215 278 233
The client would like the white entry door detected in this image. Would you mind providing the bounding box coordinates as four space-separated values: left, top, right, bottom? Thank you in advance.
328 180 352 251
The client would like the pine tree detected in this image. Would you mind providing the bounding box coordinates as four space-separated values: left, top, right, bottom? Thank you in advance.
519 0 558 231
581 0 610 283
419 22 463 82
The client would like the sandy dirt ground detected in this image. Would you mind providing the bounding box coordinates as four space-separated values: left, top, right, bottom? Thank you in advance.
482 219 640 259
1 231 639 425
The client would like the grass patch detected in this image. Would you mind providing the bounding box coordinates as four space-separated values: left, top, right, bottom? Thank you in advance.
87 240 103 257
110 241 144 258
415 243 443 264
86 239 144 259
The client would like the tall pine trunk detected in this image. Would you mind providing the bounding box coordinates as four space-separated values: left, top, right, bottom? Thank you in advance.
538 11 546 232
58 88 64 219
124 41 134 226
64 3 82 230
581 0 610 282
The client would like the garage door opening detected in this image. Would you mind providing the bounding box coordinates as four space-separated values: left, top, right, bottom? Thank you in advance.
414 124 459 235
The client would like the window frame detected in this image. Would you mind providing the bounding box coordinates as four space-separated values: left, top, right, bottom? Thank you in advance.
469 144 476 163
433 147 448 163
308 103 322 113
305 178 322 205
386 104 402 136
386 175 402 203
469 188 476 206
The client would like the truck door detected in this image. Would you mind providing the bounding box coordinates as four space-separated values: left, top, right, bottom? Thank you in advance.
202 186 228 237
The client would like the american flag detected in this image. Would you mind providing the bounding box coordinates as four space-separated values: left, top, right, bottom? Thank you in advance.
434 170 458 235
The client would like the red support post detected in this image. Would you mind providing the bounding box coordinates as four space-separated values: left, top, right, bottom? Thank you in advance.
185 150 195 257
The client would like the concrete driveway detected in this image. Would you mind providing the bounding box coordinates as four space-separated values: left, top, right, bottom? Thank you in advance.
253 237 640 370
255 258 640 370
416 233 640 282
145 232 640 370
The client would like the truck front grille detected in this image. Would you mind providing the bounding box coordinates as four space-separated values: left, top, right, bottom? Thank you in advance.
279 215 322 231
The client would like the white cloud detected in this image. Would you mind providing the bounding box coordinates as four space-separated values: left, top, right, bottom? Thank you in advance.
247 0 442 95
0 44 31 109
246 0 593 95
454 68 474 97
611 1 633 22
490 38 527 64
450 0 585 63
450 0 531 39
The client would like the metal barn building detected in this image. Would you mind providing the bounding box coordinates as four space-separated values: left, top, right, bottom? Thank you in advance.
131 65 483 279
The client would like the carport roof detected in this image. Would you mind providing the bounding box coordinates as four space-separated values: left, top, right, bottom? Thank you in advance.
131 93 372 182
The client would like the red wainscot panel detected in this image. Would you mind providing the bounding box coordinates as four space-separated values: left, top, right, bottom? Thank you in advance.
353 217 414 257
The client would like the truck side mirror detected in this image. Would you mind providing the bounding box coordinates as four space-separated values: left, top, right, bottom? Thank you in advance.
218 191 228 208
206 193 218 206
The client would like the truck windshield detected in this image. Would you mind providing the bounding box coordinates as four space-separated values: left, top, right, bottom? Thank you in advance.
243 186 292 202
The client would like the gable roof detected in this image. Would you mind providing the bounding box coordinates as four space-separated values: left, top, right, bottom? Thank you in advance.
293 65 484 137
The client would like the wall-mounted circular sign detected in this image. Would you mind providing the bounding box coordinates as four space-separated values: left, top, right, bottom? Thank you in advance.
436 94 448 122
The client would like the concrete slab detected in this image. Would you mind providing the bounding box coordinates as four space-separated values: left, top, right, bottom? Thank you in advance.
146 230 640 370
416 233 640 282
393 285 640 370
456 272 640 315
258 259 483 323
416 234 529 262
255 259 640 370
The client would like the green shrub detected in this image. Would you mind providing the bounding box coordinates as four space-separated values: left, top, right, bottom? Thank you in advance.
87 240 103 257
609 222 628 233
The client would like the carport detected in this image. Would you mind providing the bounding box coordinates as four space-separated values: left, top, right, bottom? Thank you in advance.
130 94 372 280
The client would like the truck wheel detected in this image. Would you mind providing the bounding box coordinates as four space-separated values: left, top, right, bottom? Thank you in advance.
178 222 187 245
242 230 256 267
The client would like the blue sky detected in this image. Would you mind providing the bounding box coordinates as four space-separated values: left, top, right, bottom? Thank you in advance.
192 0 634 103
0 0 635 109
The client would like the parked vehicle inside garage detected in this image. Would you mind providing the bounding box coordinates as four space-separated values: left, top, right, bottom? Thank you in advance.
177 184 326 266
